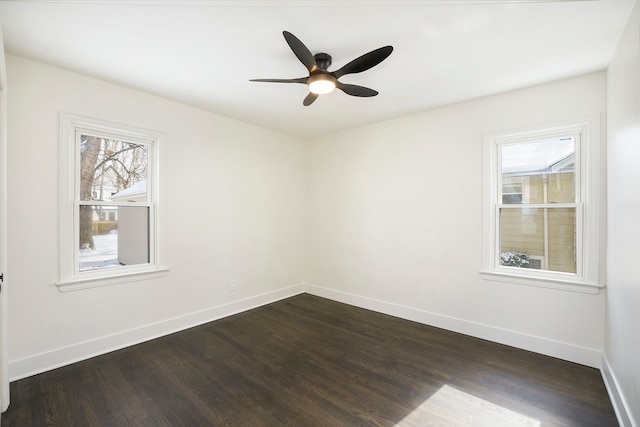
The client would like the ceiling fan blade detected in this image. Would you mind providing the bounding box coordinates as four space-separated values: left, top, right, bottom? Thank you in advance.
332 46 393 79
283 31 317 72
336 82 379 97
303 93 319 106
250 78 307 84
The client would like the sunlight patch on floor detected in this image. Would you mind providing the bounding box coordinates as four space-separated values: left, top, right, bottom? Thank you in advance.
397 384 541 426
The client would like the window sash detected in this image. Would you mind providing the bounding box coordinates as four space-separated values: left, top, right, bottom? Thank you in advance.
496 135 581 205
74 202 155 276
495 204 582 276
74 130 153 203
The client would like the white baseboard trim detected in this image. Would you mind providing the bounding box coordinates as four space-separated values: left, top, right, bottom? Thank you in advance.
601 355 636 427
9 283 306 381
304 283 603 368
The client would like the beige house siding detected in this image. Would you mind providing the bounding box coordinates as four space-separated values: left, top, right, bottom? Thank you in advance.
500 171 576 273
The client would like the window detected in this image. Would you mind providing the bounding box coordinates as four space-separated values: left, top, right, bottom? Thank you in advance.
501 178 525 204
58 113 167 291
482 118 604 293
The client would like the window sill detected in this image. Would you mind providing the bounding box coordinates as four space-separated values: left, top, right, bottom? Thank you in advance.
480 270 604 294
56 267 170 292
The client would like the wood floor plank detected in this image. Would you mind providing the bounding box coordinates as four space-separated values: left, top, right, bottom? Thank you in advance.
2 294 618 426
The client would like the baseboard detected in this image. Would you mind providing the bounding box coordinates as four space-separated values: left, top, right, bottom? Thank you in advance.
601 355 636 427
304 283 602 368
9 283 306 381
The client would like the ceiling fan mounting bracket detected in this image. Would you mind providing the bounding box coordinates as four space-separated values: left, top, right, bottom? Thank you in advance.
314 53 332 71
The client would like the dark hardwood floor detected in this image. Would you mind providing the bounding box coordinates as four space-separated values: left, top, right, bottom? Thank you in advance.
2 294 618 426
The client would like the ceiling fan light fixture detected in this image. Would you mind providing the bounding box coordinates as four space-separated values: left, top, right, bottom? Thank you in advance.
308 73 336 95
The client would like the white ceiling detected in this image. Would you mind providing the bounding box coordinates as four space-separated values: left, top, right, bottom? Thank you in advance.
0 0 635 138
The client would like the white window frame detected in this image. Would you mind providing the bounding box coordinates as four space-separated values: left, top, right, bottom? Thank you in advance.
481 117 605 294
58 113 168 292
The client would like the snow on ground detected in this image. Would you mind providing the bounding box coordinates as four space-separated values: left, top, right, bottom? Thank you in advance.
79 232 120 271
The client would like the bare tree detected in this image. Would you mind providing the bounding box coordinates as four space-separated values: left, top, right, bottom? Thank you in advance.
93 140 147 195
79 136 101 250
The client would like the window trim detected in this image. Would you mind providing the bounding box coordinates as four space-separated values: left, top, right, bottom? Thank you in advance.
57 113 167 292
481 117 605 294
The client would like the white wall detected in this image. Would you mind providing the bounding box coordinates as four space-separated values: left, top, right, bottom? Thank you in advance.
306 72 607 368
604 1 640 425
6 54 306 379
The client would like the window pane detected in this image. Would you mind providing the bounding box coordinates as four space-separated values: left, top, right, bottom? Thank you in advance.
547 208 577 273
499 207 576 274
79 205 150 272
500 137 575 204
79 135 148 202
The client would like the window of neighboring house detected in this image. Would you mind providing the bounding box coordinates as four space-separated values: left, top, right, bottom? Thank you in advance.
501 179 523 204
482 118 604 293
501 177 528 204
58 113 167 291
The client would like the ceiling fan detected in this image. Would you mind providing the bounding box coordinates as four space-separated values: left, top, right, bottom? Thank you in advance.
250 31 393 106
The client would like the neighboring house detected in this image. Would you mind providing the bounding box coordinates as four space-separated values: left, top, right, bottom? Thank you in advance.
90 206 118 234
87 181 148 235
109 180 149 266
109 180 147 203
